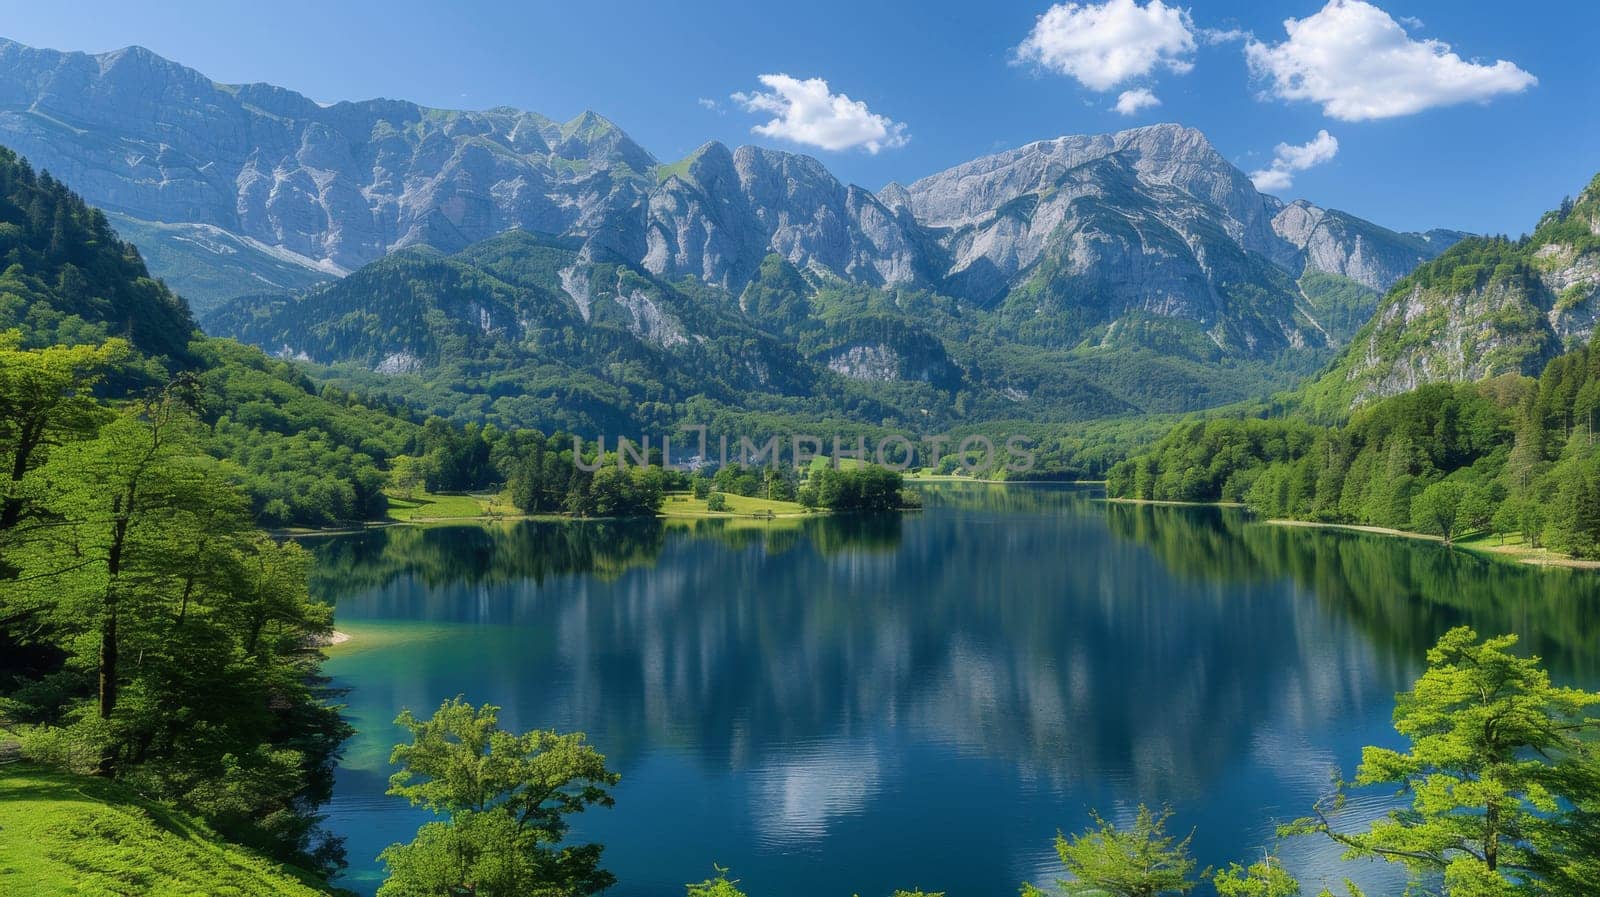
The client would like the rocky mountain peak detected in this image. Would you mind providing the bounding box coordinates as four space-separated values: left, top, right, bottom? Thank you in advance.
557 110 654 170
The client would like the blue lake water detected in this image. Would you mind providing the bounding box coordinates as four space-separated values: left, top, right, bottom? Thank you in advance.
310 484 1600 896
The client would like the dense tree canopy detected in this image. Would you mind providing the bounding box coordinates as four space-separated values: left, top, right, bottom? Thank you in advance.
1109 334 1600 558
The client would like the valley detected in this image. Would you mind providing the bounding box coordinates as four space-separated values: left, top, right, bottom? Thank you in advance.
3 9 1599 897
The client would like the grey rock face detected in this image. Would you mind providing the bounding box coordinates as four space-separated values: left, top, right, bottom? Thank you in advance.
642 143 924 291
825 344 903 381
899 124 1301 275
0 39 654 270
1271 200 1466 292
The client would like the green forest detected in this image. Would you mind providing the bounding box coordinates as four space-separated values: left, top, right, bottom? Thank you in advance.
1108 327 1600 556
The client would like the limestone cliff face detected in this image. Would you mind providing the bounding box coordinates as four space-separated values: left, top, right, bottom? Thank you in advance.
0 40 658 270
641 143 924 292
901 124 1297 275
890 125 1454 354
1302 175 1600 415
1270 200 1466 292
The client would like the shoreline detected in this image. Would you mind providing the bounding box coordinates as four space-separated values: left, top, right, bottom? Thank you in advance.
1266 518 1600 570
1103 497 1247 508
1097 497 1600 571
278 479 1097 536
282 484 1600 571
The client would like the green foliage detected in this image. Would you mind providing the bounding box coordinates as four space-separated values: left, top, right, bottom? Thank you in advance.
1025 804 1197 897
807 465 907 512
1106 417 1321 503
1210 857 1300 897
1285 628 1600 896
686 865 748 897
1111 334 1600 558
0 348 351 875
705 492 728 512
1297 271 1381 346
713 463 762 497
1299 175 1600 419
1411 479 1468 541
379 698 620 897
193 338 414 526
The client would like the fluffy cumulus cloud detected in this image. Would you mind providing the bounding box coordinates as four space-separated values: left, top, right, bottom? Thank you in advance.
1113 88 1162 115
732 74 908 154
1249 129 1339 193
1245 0 1536 121
1014 0 1196 92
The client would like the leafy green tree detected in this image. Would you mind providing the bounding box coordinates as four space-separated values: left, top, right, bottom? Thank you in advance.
0 333 128 535
810 466 906 512
1211 855 1299 897
2 353 350 870
588 466 664 518
1024 805 1197 897
1411 480 1466 542
706 493 728 512
1286 628 1600 895
388 454 426 500
713 464 761 497
379 698 620 897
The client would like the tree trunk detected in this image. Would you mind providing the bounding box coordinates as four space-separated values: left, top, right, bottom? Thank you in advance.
0 420 43 531
96 505 129 776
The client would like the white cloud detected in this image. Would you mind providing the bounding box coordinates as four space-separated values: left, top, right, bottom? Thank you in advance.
1245 0 1536 121
1014 0 1196 92
696 97 724 114
1250 167 1295 193
732 74 908 154
1249 129 1339 193
1199 27 1250 45
1113 88 1162 115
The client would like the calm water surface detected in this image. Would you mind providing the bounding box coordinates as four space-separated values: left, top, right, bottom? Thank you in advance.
310 484 1600 896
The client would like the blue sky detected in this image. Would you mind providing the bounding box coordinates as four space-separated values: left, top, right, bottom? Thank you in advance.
4 0 1595 235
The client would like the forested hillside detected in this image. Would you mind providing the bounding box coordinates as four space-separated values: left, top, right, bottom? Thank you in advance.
1110 173 1600 559
0 146 428 525
203 225 1332 467
0 335 353 873
1109 331 1600 557
1298 171 1600 418
0 146 193 359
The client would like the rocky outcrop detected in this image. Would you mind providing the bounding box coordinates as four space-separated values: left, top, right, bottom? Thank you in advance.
901 124 1297 270
1301 174 1600 415
643 143 924 291
1271 200 1466 292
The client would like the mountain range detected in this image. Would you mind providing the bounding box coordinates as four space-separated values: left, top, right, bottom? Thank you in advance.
0 36 1496 432
0 40 1457 298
